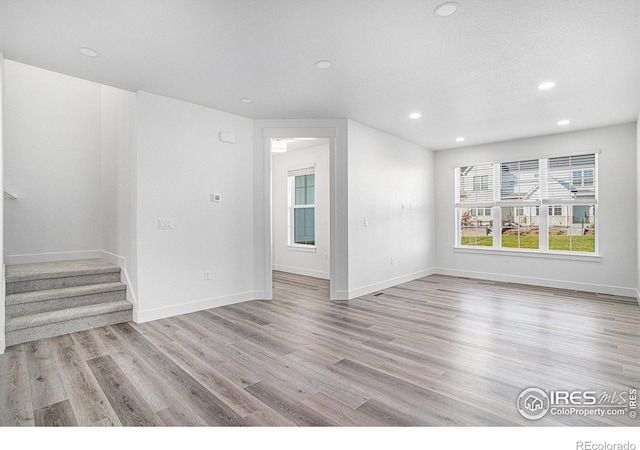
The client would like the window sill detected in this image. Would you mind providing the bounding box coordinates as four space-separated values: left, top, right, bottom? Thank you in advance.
287 245 317 253
453 246 602 262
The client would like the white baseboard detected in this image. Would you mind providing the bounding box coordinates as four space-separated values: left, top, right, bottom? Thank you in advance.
0 338 5 355
636 289 640 307
435 267 637 298
341 268 437 300
5 250 103 265
99 250 125 267
273 264 330 280
135 291 260 323
100 251 137 306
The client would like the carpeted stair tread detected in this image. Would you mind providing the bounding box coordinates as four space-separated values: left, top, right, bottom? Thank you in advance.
6 300 133 332
5 258 120 283
6 282 127 306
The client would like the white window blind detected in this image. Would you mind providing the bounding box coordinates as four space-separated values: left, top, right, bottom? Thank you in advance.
499 159 540 205
287 165 315 177
456 163 493 206
545 153 597 204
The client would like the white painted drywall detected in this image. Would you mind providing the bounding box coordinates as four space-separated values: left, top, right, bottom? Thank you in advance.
1 55 5 353
272 141 330 279
3 61 102 261
253 119 349 300
636 116 640 304
346 120 436 298
435 123 637 296
100 85 138 301
135 91 256 321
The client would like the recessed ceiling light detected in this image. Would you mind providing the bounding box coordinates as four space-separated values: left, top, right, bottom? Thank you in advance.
271 140 288 153
409 112 422 119
78 47 99 58
315 60 332 69
557 120 570 126
434 2 458 17
239 97 253 104
455 137 465 142
538 81 556 90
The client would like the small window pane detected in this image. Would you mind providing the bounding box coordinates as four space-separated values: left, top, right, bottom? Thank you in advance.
294 208 315 245
294 174 314 205
548 205 595 252
501 207 539 249
460 207 493 247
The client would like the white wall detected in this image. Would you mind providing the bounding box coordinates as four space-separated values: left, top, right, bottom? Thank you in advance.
435 123 637 296
1 55 5 353
347 120 436 298
4 61 103 262
100 86 138 301
636 116 640 303
272 142 330 279
135 91 256 322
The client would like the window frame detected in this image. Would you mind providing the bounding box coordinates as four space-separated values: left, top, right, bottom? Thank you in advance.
287 165 316 250
454 152 599 257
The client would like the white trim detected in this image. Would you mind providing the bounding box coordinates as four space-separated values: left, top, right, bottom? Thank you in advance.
286 245 316 253
135 290 259 323
636 288 640 307
99 250 125 267
100 251 138 310
4 250 103 265
273 265 329 280
340 268 437 300
435 267 636 298
453 246 602 262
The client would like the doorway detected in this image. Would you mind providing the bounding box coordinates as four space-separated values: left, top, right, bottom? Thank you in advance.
270 138 330 287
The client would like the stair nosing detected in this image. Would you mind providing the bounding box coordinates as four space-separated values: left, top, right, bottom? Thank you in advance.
6 282 127 306
6 300 133 332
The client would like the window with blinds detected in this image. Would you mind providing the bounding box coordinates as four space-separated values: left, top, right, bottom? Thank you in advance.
454 152 598 254
457 164 494 205
546 154 597 204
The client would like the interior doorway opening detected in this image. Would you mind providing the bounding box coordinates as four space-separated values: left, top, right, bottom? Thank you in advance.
270 137 331 295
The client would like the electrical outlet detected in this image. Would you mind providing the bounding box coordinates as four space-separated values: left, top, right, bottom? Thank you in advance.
391 257 395 265
364 218 369 227
204 270 211 280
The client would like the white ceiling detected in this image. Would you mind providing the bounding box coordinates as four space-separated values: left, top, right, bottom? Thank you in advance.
1 0 638 150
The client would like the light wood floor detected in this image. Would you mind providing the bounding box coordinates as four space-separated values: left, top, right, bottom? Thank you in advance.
1 272 639 426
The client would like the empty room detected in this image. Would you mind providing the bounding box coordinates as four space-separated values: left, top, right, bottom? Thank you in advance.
0 0 639 447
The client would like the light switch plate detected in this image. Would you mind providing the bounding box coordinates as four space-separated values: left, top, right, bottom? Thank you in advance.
158 218 174 229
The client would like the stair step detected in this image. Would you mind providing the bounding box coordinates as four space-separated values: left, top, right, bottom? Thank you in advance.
6 259 121 294
6 282 127 319
6 300 133 347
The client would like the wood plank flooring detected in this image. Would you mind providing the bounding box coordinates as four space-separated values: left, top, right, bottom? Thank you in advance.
1 271 639 426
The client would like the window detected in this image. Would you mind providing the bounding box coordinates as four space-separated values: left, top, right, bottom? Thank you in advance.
473 175 489 191
288 166 315 246
455 153 598 254
460 207 493 247
548 206 563 216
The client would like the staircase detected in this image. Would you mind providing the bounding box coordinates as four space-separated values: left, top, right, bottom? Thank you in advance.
5 259 133 347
